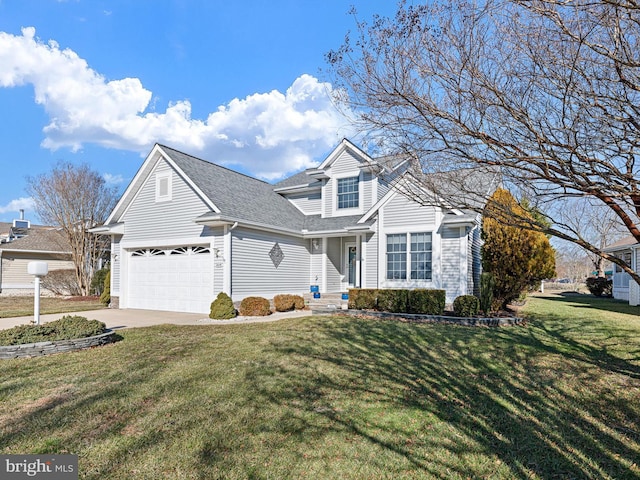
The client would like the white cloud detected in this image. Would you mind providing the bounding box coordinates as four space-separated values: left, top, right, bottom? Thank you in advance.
0 197 35 214
0 28 356 179
103 173 125 185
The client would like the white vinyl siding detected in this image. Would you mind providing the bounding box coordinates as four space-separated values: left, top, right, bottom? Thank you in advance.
310 238 323 287
631 249 640 306
325 238 342 292
120 160 211 242
362 171 374 211
111 236 121 295
382 194 436 228
468 226 481 296
363 231 378 289
287 192 321 215
442 227 462 303
322 148 365 218
231 228 309 300
210 227 225 295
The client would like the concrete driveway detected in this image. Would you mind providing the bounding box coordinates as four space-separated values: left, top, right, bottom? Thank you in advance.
1 308 312 331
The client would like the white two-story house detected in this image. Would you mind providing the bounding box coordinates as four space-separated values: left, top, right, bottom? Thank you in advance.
93 139 491 314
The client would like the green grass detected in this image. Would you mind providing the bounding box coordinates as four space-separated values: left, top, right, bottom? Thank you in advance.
1 293 639 479
0 296 104 318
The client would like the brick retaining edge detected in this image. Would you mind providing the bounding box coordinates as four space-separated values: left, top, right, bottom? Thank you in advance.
0 330 117 360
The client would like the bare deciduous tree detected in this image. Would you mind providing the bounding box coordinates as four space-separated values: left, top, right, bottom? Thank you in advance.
26 162 118 296
327 0 640 285
555 198 628 276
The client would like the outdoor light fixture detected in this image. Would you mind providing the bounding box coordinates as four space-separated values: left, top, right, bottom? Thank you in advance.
27 261 48 325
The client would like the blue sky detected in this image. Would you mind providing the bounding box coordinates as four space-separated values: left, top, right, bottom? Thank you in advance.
0 0 399 223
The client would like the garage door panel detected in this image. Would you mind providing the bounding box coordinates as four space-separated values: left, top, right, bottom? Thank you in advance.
128 246 213 314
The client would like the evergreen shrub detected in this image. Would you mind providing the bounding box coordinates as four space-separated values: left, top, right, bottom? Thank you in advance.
209 292 237 319
100 272 111 306
453 295 480 317
408 289 446 315
376 289 409 313
586 277 613 297
479 272 495 314
0 315 107 346
348 289 378 310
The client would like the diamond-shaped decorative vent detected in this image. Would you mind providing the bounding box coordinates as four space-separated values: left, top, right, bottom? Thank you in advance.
269 242 284 268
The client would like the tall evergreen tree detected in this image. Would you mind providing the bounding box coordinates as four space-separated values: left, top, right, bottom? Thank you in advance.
482 189 556 310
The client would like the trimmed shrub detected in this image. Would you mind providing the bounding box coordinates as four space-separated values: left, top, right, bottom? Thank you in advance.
209 292 237 319
100 271 111 306
0 315 106 346
408 289 446 315
377 289 409 313
586 277 613 297
479 272 495 314
453 295 480 317
239 296 272 316
274 294 305 312
41 269 81 296
348 289 378 310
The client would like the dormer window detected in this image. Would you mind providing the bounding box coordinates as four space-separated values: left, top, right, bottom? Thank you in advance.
155 172 172 202
337 176 359 209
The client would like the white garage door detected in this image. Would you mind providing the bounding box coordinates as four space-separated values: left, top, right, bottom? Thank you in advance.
128 245 213 314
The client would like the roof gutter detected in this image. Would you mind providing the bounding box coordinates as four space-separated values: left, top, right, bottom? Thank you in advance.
0 248 73 255
89 223 125 235
194 214 304 237
273 184 322 194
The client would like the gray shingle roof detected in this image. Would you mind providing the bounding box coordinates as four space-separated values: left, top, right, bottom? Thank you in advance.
303 215 371 233
160 145 307 232
273 170 321 190
0 228 71 253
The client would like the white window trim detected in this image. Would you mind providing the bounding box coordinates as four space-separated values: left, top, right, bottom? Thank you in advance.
383 230 434 285
332 172 363 217
155 172 172 202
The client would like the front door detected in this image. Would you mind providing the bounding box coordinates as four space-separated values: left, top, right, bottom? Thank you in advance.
345 243 357 288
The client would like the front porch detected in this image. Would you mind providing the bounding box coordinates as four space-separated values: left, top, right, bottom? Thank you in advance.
309 235 368 293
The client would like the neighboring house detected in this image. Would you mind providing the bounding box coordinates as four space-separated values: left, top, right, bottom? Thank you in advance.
605 236 639 305
92 139 494 314
0 228 74 294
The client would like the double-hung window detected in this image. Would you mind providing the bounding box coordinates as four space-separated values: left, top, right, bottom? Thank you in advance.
386 234 407 280
337 176 359 209
410 232 432 280
386 232 432 280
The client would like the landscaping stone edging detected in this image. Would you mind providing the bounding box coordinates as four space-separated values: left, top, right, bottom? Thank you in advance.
0 329 117 360
315 308 523 326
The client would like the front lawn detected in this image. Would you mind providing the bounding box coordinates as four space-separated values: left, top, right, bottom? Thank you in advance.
0 295 104 318
0 293 638 479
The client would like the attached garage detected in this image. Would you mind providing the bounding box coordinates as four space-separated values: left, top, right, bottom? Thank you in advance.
127 245 214 314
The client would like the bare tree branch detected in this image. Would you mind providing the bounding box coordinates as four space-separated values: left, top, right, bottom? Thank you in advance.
327 0 640 285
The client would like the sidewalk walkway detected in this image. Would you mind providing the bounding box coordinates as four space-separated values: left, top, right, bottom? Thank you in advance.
1 308 313 331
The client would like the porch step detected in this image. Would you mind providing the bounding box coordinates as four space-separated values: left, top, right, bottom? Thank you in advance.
304 292 349 312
